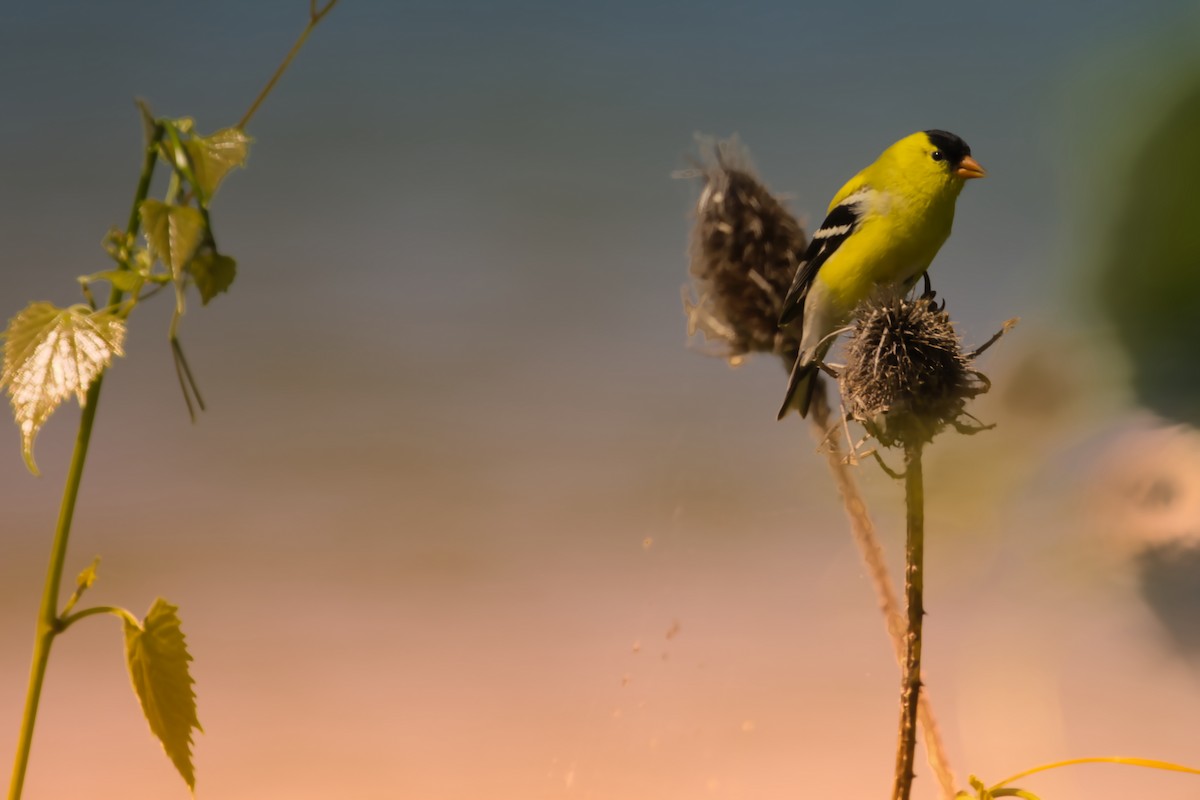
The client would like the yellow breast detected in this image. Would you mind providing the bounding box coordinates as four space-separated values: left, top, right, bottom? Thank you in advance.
814 195 953 317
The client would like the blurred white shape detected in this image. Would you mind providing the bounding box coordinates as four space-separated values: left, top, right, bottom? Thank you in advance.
1088 417 1200 548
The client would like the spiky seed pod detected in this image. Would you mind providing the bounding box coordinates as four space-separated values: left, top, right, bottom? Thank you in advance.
683 137 806 369
840 293 989 448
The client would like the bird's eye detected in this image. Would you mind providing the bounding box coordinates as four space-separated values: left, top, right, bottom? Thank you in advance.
931 150 945 162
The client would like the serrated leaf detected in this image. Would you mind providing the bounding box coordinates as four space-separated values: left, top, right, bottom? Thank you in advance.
0 303 126 474
187 248 237 305
124 598 201 792
76 556 100 590
140 200 205 280
184 128 251 203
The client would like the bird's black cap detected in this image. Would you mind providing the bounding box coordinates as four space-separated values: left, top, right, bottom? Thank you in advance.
924 130 971 165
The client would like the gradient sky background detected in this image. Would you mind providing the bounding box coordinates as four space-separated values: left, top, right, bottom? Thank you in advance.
3 2 1200 799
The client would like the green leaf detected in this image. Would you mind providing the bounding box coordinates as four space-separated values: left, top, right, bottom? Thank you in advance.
140 200 205 280
0 303 126 474
187 248 237 305
124 598 201 792
1097 74 1200 425
185 128 251 203
78 269 145 295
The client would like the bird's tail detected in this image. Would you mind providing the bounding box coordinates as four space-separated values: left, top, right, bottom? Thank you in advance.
777 357 822 420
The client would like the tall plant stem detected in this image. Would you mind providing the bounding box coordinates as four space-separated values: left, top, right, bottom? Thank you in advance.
7 380 106 800
808 396 955 799
6 129 160 800
892 442 926 800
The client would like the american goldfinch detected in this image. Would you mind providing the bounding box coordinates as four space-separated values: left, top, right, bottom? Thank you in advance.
777 130 985 419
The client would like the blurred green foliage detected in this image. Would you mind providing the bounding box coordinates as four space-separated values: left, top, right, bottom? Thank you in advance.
1100 73 1200 425
1138 541 1200 653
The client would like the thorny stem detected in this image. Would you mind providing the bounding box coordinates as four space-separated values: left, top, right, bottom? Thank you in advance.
237 0 342 131
808 394 955 800
892 442 926 800
6 128 162 800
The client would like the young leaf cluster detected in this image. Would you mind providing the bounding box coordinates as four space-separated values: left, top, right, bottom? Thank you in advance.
0 109 251 470
955 775 1040 799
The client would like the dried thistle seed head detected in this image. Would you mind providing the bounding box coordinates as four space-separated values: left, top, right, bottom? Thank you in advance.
840 293 989 447
682 136 806 368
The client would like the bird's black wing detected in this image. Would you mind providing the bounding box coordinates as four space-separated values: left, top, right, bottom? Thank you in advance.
778 189 869 327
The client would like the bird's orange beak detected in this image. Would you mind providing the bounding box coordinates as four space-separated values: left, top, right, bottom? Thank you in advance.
956 155 986 179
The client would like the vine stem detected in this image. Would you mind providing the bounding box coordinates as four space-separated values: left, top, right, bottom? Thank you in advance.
8 5 336 794
59 606 142 632
892 442 926 800
8 379 107 800
6 128 160 800
808 393 956 799
236 0 341 131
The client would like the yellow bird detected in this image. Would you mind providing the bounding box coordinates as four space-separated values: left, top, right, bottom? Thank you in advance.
777 130 986 418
